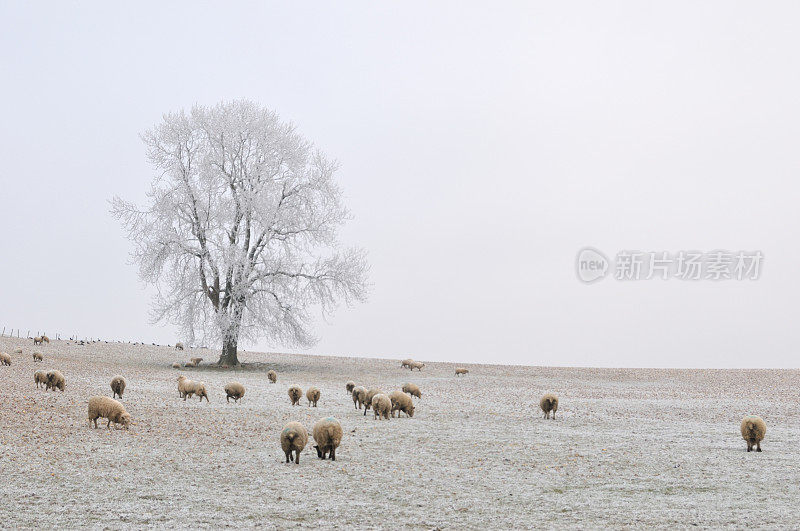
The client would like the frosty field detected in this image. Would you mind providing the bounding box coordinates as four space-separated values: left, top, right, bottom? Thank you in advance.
1 337 799 529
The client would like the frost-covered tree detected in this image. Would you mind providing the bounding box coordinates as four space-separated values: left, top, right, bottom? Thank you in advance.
112 100 368 366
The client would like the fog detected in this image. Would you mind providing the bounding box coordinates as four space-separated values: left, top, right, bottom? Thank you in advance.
2 1 798 367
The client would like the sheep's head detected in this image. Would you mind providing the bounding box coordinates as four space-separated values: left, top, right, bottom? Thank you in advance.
119 413 132 429
408 406 415 418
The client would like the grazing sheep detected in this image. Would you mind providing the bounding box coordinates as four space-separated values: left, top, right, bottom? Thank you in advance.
540 393 559 419
87 396 131 429
352 386 367 410
389 390 415 418
313 417 343 460
46 370 65 392
171 362 181 369
741 415 767 452
0 352 11 366
268 370 277 383
110 375 126 399
32 352 43 362
345 381 355 394
190 357 203 367
224 381 246 403
402 383 421 399
455 368 469 376
175 342 184 350
400 358 414 369
280 421 308 464
288 386 303 406
408 361 425 371
306 387 321 407
363 388 382 416
34 370 47 388
177 375 202 400
42 335 50 344
372 393 392 420
33 337 43 345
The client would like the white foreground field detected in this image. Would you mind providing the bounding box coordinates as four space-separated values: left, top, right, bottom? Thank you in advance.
1 337 799 529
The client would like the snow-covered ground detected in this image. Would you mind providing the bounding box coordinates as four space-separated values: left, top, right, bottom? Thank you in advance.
1 336 798 529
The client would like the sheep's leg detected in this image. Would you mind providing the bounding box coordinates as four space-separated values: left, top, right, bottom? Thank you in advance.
756 441 762 452
747 442 752 452
295 451 300 465
285 451 291 463
330 447 336 461
107 419 112 428
552 412 556 420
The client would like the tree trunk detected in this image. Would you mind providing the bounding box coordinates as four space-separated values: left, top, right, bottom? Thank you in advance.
218 337 239 367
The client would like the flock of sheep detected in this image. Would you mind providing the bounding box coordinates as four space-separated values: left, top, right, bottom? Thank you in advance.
0 343 769 458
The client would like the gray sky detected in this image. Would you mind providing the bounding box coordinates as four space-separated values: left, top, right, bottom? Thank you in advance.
2 2 799 367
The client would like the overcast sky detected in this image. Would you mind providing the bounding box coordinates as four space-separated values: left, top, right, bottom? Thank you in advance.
1 2 799 367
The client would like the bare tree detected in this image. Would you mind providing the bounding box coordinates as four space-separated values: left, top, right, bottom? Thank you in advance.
112 100 368 366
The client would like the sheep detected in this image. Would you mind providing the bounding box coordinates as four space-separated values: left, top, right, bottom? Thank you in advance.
46 370 65 392
408 361 425 371
268 370 277 383
171 362 181 369
352 386 367 410
190 357 203 367
741 415 767 452
0 352 11 366
455 368 469 376
400 358 414 369
540 393 558 419
33 336 43 345
87 396 131 429
110 375 126 399
363 388 382 416
306 387 321 407
42 335 50 344
34 370 47 388
178 375 205 400
288 386 303 406
280 421 308 464
313 417 343 460
389 390 415 418
345 381 355 394
224 381 246 403
402 383 422 399
372 393 392 420
175 342 184 350
32 352 43 363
